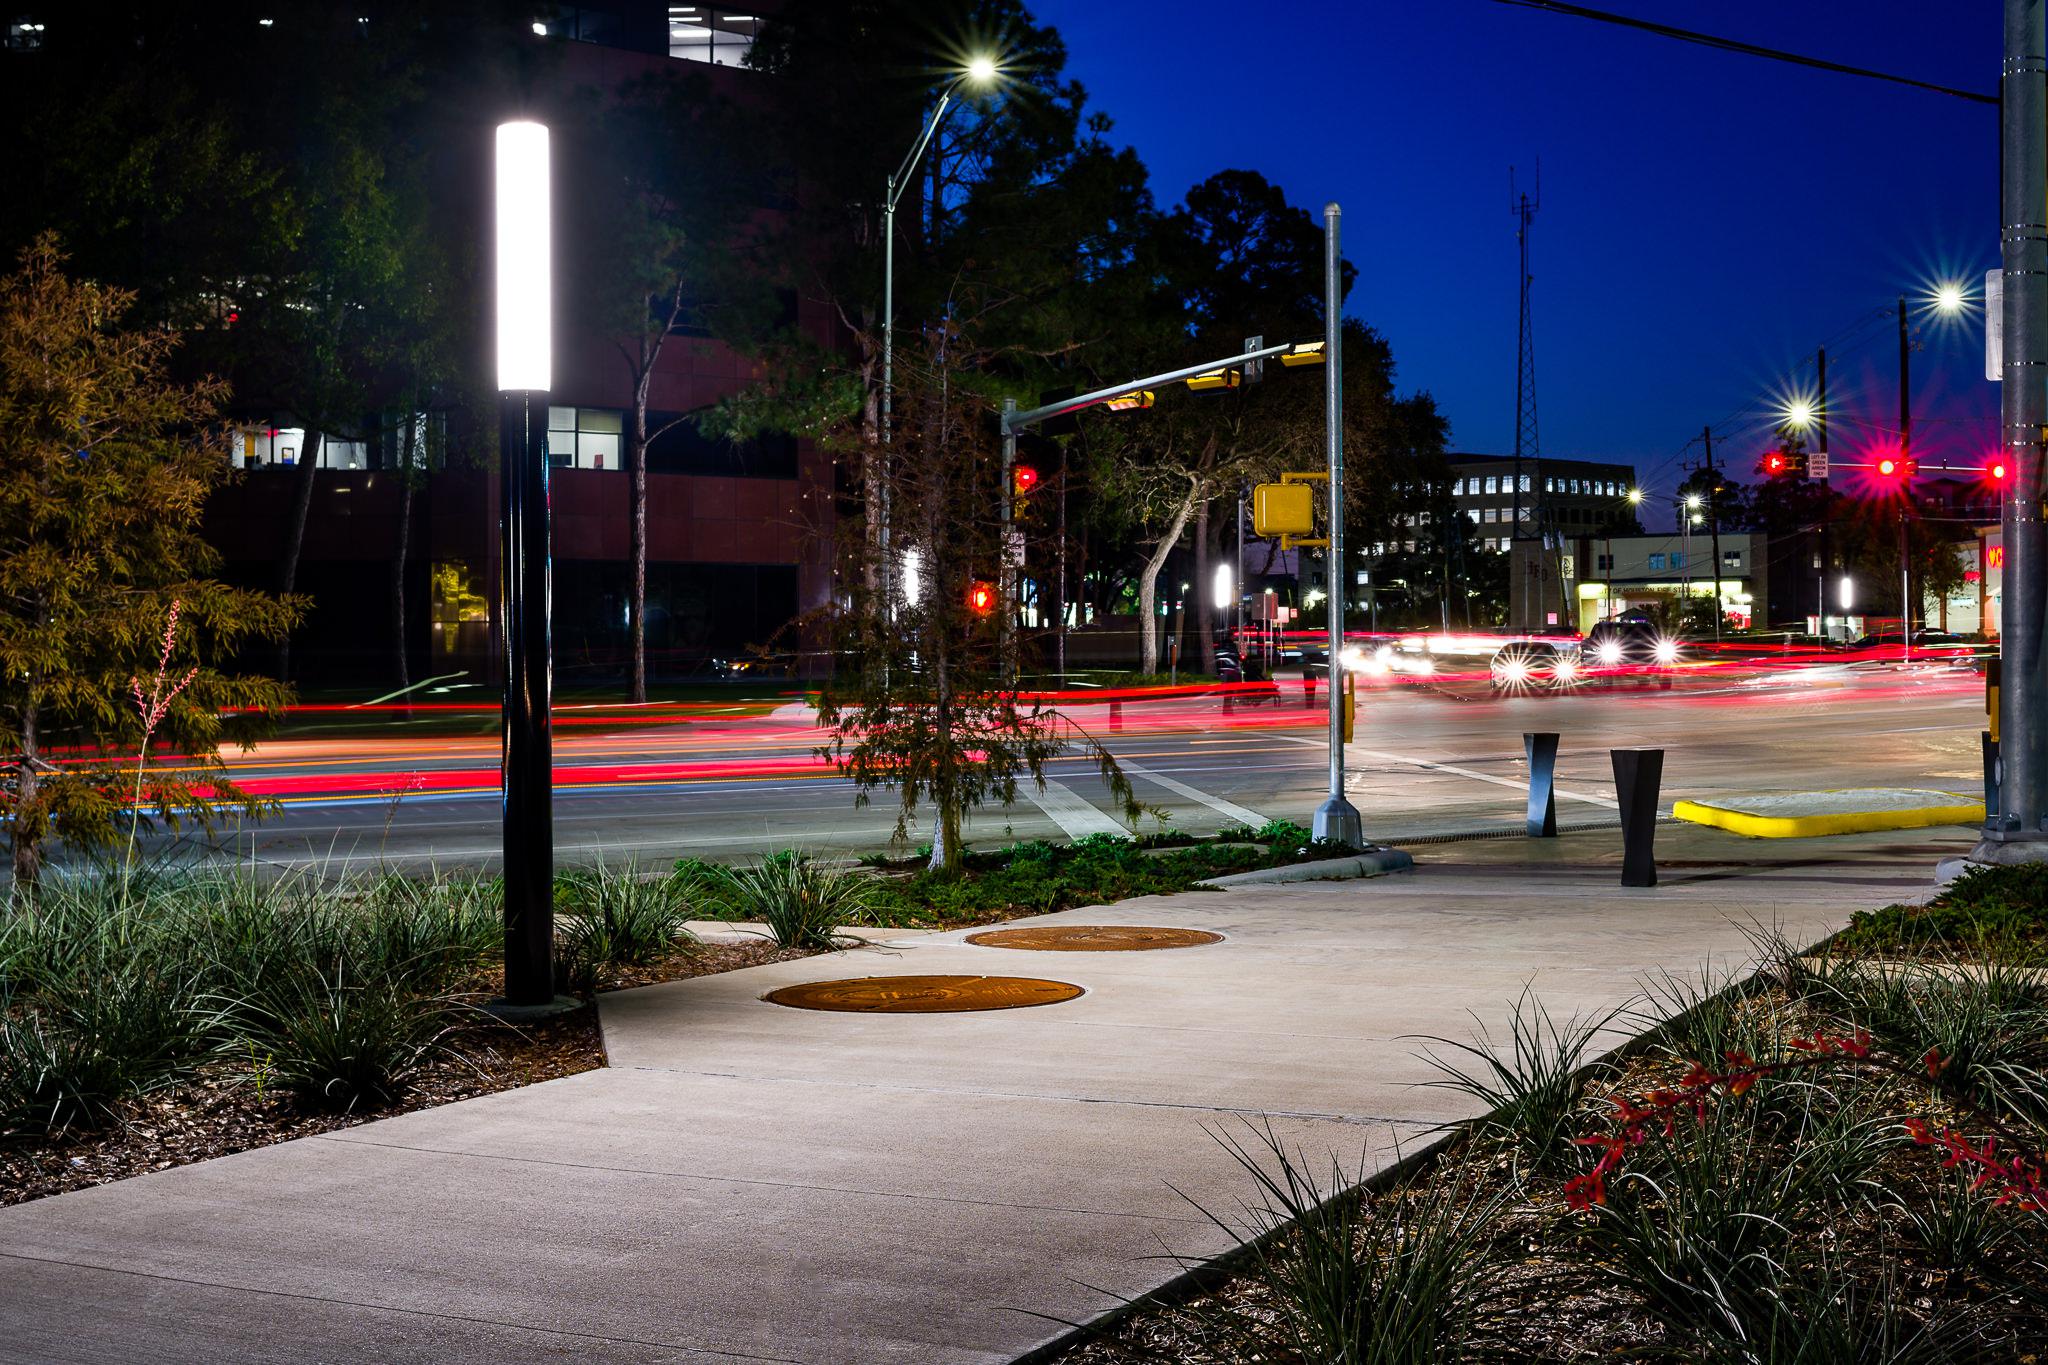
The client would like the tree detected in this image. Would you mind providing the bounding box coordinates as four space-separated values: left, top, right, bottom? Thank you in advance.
0 239 301 885
564 74 774 701
811 330 1136 871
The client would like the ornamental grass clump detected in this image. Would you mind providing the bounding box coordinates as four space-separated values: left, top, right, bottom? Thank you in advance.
1176 1125 1509 1364
1413 986 1620 1176
710 853 876 950
554 860 695 993
220 959 470 1112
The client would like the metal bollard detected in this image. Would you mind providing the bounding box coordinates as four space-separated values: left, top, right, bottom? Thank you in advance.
1984 731 2000 818
1524 732 1559 837
1611 747 1664 888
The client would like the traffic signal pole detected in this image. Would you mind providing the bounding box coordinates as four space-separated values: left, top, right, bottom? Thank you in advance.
1973 0 2048 860
1313 202 1363 847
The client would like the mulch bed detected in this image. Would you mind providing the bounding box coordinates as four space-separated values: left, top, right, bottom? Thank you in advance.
1 938 811 1209
1054 979 2048 1363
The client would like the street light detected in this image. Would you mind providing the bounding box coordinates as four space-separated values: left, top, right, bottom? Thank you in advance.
494 120 560 1012
878 54 1000 612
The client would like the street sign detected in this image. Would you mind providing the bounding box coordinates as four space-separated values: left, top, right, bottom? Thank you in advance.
1810 450 1830 480
1986 268 2003 382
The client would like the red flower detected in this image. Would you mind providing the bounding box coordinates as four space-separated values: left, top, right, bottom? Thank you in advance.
1924 1048 1948 1079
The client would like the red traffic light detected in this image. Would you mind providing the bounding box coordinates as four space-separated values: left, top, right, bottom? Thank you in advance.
1763 452 1787 476
967 581 996 616
1990 460 2009 482
1876 456 1898 477
1012 465 1040 496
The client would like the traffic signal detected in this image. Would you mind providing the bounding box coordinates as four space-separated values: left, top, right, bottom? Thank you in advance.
1874 454 1918 480
1988 459 2009 484
967 581 996 616
1186 367 1240 393
1012 464 1040 497
1104 389 1154 411
1761 449 1806 478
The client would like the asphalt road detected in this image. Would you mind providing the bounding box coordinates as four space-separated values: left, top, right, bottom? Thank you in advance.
149 659 1989 877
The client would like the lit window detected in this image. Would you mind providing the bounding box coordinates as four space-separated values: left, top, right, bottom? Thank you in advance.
548 406 625 470
1519 475 1531 493
1484 476 1497 495
1484 508 1497 523
669 5 759 65
1648 553 1666 571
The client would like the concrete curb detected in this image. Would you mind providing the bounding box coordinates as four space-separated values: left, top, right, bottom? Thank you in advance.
1672 791 1983 839
1197 847 1415 886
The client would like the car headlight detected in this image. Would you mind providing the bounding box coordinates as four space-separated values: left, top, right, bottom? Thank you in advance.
1596 641 1622 666
1501 659 1530 683
1553 660 1579 683
1654 639 1679 665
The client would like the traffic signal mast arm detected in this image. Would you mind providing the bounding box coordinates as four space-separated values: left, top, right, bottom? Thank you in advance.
1000 339 1313 436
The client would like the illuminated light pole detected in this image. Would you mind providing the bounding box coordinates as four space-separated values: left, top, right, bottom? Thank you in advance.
494 120 561 1011
879 56 1000 611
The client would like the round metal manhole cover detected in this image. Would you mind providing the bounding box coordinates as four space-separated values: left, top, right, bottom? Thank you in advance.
763 974 1084 1013
965 925 1224 952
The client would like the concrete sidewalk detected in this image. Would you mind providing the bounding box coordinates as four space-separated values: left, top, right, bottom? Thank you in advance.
0 825 1969 1364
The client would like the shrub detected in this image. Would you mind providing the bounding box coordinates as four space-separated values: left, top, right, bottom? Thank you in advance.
1836 862 2048 961
1182 1125 1507 1362
709 855 876 950
553 861 693 992
1414 988 1620 1176
223 961 469 1112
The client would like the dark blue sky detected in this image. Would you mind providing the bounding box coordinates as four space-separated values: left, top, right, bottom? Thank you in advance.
1029 0 2000 500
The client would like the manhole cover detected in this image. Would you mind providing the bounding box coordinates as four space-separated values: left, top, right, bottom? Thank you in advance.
965 925 1223 951
764 974 1083 1013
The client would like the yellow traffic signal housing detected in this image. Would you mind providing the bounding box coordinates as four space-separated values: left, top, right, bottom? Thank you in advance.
1187 368 1240 393
1105 389 1154 411
1281 341 1326 367
1341 671 1356 743
1253 482 1315 537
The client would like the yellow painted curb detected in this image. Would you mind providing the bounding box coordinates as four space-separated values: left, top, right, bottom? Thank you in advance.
1672 795 1984 839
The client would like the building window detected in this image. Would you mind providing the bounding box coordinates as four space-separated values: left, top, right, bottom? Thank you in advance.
1466 509 1480 524
1596 553 1613 570
669 5 759 65
1672 552 1686 568
548 406 624 470
1484 476 1497 494
1483 508 1498 523
1648 553 1666 571
1519 475 1530 493
1723 550 1743 567
233 427 366 470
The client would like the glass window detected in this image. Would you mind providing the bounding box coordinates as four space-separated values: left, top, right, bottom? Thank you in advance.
1484 508 1497 523
1519 475 1531 493
1648 553 1666 571
669 5 759 65
547 406 625 470
1484 476 1497 495
1723 550 1742 566
1672 552 1686 568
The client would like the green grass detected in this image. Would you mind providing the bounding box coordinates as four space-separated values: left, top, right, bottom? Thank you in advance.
1833 863 2048 962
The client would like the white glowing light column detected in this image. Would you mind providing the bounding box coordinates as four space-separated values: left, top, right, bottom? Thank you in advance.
495 121 556 1009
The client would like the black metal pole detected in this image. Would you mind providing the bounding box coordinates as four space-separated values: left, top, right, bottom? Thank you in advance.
501 389 554 1005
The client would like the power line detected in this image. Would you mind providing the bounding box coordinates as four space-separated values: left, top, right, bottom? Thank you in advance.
1482 0 1998 106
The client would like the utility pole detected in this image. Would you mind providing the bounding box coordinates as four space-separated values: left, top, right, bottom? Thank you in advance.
1973 0 2048 861
1000 396 1017 680
1703 426 1723 642
1055 439 1068 676
1313 202 1363 847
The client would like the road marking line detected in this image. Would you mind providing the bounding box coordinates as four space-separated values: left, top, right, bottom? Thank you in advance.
1270 736 1619 809
1115 758 1267 828
1025 777 1129 839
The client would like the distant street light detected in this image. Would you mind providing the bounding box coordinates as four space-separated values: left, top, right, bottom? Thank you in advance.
1626 487 1644 505
494 120 559 1011
1211 562 1234 610
1933 279 1968 315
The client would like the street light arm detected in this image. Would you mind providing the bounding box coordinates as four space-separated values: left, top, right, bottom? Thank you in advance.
1004 341 1297 434
886 87 961 216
